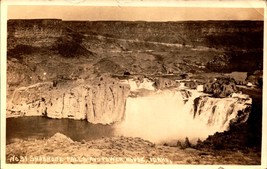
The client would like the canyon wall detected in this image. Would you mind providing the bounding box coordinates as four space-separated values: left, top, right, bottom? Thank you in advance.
7 78 130 124
65 21 263 49
8 20 263 50
7 20 263 74
8 19 63 49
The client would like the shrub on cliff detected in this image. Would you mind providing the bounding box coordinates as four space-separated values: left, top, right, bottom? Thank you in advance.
196 123 253 151
184 137 191 148
178 137 192 149
203 78 237 98
56 38 93 58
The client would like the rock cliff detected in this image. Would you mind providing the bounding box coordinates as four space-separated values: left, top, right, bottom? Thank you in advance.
64 21 263 49
7 78 130 124
7 20 263 75
8 19 63 49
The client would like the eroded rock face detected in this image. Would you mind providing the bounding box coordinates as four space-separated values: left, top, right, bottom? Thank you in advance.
7 78 130 124
153 77 178 90
85 80 130 124
203 78 237 98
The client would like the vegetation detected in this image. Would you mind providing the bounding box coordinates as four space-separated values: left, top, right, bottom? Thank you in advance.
55 31 94 58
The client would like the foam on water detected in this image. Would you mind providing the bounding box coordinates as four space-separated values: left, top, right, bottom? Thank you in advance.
121 78 155 91
115 87 251 144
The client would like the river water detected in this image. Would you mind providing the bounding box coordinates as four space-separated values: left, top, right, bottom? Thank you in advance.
6 116 115 145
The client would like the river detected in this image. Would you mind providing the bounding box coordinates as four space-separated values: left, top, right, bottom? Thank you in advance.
6 116 115 145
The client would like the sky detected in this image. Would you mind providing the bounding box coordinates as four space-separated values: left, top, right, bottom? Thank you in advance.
7 6 264 21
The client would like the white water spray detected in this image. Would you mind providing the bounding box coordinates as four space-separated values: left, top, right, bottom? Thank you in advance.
115 83 251 144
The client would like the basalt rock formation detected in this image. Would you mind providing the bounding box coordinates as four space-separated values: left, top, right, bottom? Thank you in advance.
203 78 237 98
246 70 263 87
8 20 263 75
7 77 130 124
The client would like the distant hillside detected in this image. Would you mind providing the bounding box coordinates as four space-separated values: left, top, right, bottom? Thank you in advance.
8 19 263 50
64 20 263 50
7 19 263 82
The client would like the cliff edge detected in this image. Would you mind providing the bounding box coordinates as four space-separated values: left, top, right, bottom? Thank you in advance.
7 77 130 124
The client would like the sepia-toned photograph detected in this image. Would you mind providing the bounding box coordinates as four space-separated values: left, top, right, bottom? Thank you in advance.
1 1 266 167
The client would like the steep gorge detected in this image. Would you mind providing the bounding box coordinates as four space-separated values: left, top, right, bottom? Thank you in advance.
6 19 261 150
7 78 252 144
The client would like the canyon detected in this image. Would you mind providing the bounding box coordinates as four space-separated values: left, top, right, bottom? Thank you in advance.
6 76 253 144
6 19 263 164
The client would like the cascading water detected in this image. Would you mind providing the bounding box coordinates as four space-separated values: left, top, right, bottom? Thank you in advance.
116 79 252 144
121 78 155 91
192 96 251 133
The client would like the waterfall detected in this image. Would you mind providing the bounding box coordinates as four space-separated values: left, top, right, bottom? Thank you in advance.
115 88 251 144
192 96 250 133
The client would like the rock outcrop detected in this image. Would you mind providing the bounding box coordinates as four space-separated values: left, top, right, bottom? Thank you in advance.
153 77 179 90
246 70 263 87
85 79 130 124
47 133 74 144
7 78 130 124
203 78 237 98
206 54 231 72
